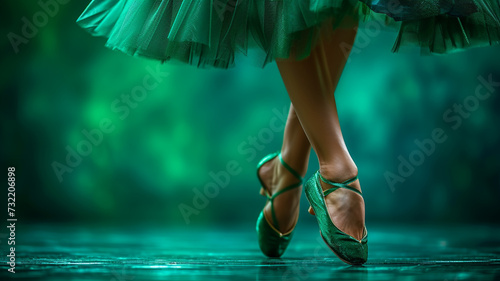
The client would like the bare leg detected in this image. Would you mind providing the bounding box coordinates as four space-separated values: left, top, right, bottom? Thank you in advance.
275 19 365 240
258 104 311 233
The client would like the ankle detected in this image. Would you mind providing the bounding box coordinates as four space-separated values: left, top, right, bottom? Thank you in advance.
319 162 358 183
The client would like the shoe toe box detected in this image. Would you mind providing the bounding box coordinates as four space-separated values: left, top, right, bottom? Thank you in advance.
256 211 293 258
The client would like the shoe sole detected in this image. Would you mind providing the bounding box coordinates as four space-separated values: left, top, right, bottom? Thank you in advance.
319 230 365 266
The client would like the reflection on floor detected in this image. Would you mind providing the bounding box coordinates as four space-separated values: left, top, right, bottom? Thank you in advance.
1 223 499 280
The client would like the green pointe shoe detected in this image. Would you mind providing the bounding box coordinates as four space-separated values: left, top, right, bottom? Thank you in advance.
256 151 303 258
304 171 368 265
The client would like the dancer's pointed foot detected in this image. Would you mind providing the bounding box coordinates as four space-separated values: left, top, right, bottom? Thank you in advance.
304 164 368 265
256 152 305 257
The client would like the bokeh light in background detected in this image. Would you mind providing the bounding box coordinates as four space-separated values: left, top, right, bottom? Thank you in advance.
2 2 499 228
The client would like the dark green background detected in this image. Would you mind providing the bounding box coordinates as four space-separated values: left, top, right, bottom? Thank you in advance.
1 1 499 227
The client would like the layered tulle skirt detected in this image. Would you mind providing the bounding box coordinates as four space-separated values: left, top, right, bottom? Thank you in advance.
77 0 500 69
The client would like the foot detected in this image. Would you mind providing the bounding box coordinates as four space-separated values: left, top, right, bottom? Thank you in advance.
258 154 305 233
315 165 365 241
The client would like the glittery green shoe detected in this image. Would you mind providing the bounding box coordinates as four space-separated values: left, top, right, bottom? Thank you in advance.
304 171 368 265
256 151 303 258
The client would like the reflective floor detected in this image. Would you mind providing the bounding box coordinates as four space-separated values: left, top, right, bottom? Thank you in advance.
1 223 499 280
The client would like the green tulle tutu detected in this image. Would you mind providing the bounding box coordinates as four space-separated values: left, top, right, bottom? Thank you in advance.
77 0 500 69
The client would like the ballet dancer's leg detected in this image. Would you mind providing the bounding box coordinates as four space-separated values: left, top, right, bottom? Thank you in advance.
258 104 311 233
275 19 365 240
